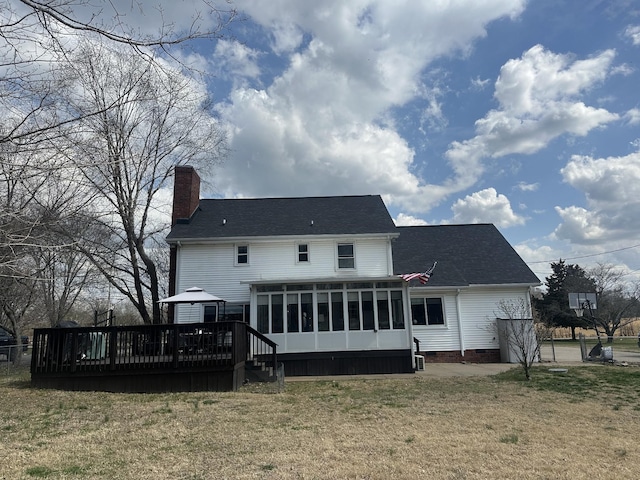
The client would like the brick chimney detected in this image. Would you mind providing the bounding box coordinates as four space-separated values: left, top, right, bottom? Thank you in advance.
168 166 200 322
172 165 201 225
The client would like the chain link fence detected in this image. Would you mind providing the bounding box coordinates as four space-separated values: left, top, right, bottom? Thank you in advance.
1 345 31 377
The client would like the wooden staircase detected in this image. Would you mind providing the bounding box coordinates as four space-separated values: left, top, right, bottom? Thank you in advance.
244 326 280 384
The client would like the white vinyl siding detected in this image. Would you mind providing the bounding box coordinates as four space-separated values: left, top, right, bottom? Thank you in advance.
177 238 392 298
410 286 532 354
176 244 254 304
411 292 460 352
174 237 395 330
458 287 531 350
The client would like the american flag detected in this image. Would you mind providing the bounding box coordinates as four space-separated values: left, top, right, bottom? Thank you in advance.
399 261 437 284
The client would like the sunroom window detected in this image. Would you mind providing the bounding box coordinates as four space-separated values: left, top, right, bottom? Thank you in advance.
255 283 406 334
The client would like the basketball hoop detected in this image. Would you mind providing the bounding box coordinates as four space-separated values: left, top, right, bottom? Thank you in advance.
569 293 596 317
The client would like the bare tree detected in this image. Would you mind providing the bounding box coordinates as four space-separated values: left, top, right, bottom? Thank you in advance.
54 40 226 324
587 263 640 343
1 1 231 326
496 298 551 380
1 0 236 145
0 141 47 274
0 275 35 363
0 147 95 337
0 142 50 339
31 235 99 327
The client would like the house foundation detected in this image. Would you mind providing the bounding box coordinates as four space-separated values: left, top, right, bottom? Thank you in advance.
419 349 501 363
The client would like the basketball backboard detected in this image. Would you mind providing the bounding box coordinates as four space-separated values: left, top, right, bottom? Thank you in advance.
568 292 597 310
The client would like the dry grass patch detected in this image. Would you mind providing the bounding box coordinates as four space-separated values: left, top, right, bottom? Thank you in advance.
1 365 640 479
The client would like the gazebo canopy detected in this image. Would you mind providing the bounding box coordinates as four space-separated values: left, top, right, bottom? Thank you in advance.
159 287 226 304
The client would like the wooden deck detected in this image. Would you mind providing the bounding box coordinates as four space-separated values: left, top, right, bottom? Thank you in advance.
30 322 277 392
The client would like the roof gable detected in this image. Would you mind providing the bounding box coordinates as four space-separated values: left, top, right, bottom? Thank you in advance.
392 224 539 287
167 195 397 240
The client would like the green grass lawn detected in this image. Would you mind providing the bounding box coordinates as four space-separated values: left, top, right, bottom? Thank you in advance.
2 364 640 479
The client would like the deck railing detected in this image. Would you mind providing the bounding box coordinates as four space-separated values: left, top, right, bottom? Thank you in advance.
245 325 278 380
413 337 420 355
31 322 258 376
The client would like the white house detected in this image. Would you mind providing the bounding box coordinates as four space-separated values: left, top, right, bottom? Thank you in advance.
166 166 540 375
392 225 540 363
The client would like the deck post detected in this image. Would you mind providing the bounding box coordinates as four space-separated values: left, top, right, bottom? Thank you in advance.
70 331 78 373
172 324 179 368
271 346 277 378
109 330 117 370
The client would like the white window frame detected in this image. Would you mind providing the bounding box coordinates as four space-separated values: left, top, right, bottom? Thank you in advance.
336 242 355 270
411 296 446 327
296 243 309 263
235 244 249 266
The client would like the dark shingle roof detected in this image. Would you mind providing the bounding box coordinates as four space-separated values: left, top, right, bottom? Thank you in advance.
167 195 397 240
392 224 540 287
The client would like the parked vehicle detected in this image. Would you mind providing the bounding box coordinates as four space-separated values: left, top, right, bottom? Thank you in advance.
0 326 29 362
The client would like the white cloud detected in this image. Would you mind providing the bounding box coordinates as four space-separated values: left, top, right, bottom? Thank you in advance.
554 152 640 243
214 1 527 210
442 45 618 197
269 21 305 54
495 46 615 113
210 3 624 228
625 108 640 125
513 242 558 266
447 45 618 167
517 182 539 192
216 88 421 198
213 40 261 80
420 86 448 132
553 205 607 244
625 25 640 45
562 152 640 207
394 213 428 226
448 188 525 228
611 63 634 76
471 76 491 90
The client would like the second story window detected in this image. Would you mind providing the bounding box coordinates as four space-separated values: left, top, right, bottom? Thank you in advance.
337 243 355 269
297 244 309 262
236 245 249 265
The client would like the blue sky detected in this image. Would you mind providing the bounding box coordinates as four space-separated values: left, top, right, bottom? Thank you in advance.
94 1 640 285
193 0 640 285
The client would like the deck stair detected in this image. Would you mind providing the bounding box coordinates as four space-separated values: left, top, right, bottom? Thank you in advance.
244 326 278 383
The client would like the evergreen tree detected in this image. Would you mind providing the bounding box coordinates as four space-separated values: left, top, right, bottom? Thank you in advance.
534 260 595 339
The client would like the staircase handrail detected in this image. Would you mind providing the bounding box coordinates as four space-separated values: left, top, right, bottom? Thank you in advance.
245 325 278 381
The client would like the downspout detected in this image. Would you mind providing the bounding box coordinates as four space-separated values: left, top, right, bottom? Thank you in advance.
404 282 414 356
526 288 533 317
456 288 465 356
386 236 394 275
167 241 181 323
526 287 539 362
249 284 256 330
